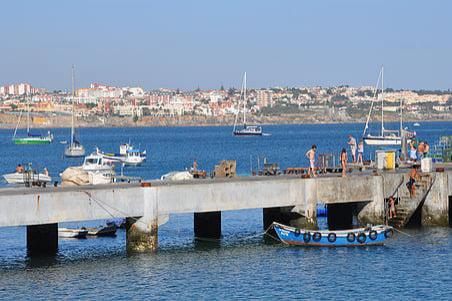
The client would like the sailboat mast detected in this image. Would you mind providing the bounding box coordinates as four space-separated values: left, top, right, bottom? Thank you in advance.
27 94 30 134
243 72 247 126
71 65 75 146
381 66 384 137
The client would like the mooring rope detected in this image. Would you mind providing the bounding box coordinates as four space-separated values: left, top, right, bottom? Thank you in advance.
392 227 414 238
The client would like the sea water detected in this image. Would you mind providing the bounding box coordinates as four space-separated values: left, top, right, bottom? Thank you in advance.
0 122 451 300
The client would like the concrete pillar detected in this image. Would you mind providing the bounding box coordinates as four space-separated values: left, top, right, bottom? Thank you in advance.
194 211 221 239
126 217 158 253
27 223 58 255
422 172 449 226
126 184 158 253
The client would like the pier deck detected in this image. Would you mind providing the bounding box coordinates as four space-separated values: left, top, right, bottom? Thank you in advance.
0 167 450 253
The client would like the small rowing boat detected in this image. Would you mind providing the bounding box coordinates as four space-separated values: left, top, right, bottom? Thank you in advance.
58 228 88 238
273 222 394 247
86 223 117 237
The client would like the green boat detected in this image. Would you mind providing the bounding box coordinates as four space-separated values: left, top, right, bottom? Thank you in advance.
13 134 53 145
12 94 53 145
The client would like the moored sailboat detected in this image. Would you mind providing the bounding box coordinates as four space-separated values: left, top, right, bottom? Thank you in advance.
233 72 263 136
362 66 414 146
64 65 86 157
12 94 53 144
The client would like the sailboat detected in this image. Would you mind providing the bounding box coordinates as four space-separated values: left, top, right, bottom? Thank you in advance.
64 65 85 157
12 94 53 144
362 66 414 146
233 72 263 136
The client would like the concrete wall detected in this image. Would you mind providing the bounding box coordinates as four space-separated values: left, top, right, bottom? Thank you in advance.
0 170 450 228
422 171 450 226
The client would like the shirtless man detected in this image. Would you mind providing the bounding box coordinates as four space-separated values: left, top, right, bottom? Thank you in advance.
406 166 419 198
348 135 357 163
305 145 317 177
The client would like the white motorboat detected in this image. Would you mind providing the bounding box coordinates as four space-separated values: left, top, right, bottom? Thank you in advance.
58 228 88 238
3 171 51 185
98 143 147 166
233 72 264 136
362 66 415 146
64 65 86 158
82 153 115 172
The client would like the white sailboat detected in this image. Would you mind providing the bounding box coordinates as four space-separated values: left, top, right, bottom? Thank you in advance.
64 65 85 157
362 67 413 146
233 72 263 136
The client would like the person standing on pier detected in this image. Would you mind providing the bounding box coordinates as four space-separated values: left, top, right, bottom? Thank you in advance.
357 139 364 165
340 148 347 177
305 145 317 177
347 135 357 163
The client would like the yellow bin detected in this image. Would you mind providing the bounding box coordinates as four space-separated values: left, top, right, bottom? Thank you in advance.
385 151 396 170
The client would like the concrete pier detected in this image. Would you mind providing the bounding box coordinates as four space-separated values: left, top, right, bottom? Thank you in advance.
0 167 450 254
26 223 58 255
194 211 221 239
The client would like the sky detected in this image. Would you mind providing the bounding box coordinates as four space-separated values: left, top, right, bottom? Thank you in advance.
0 0 451 91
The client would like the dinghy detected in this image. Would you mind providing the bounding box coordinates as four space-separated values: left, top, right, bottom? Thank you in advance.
58 228 88 238
86 223 117 237
273 222 393 247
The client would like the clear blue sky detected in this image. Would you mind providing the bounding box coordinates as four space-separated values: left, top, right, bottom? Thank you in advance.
1 0 451 91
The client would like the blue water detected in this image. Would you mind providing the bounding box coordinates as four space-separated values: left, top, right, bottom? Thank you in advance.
0 122 451 300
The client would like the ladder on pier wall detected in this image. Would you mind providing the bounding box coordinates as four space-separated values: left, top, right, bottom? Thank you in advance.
389 174 435 228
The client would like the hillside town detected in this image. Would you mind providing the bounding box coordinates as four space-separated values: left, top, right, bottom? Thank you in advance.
0 82 451 128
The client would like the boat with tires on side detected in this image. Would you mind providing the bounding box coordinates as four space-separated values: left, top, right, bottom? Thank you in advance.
273 222 394 247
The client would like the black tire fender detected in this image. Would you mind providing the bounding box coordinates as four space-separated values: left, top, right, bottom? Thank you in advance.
327 233 336 243
312 232 322 242
357 232 367 243
347 232 355 242
369 230 378 241
303 232 311 243
384 228 394 238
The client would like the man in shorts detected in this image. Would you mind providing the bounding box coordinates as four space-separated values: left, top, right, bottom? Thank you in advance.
348 135 357 163
305 145 317 177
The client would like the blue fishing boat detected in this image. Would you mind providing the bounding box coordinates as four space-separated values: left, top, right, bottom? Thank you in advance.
273 222 394 247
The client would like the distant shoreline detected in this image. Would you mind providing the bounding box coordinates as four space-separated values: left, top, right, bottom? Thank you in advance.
0 116 450 130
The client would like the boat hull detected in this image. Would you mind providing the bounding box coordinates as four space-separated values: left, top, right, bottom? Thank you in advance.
86 224 117 236
64 145 86 157
273 222 393 247
3 172 52 184
363 136 401 146
58 228 88 238
13 137 52 145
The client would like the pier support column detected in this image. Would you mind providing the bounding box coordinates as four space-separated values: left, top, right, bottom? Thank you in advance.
27 223 58 255
194 211 221 239
126 184 158 253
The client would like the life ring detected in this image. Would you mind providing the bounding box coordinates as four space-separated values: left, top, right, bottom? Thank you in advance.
369 230 378 241
327 233 336 243
347 232 355 242
303 232 311 243
313 232 322 242
357 232 367 243
294 228 301 237
384 228 394 238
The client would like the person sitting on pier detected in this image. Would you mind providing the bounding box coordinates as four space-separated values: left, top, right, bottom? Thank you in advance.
423 142 430 158
417 141 425 160
340 148 347 177
406 166 419 198
388 196 397 219
305 145 317 177
16 164 24 173
43 167 49 177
